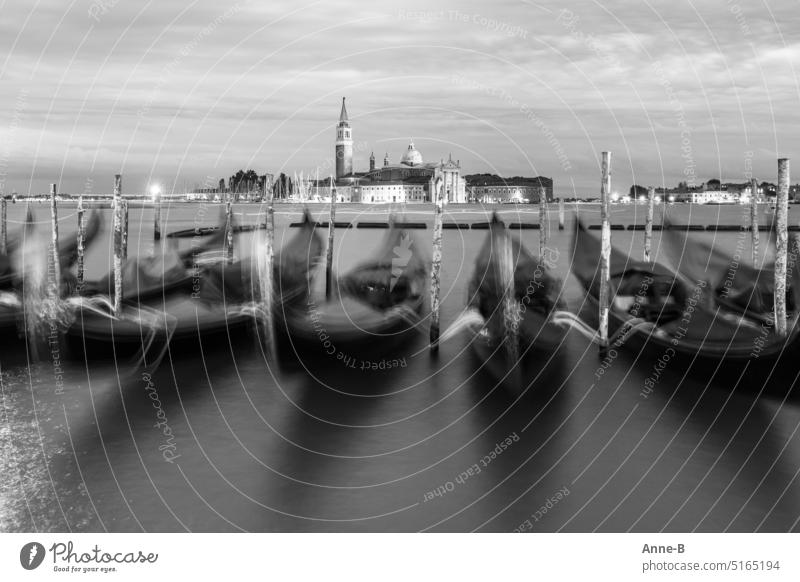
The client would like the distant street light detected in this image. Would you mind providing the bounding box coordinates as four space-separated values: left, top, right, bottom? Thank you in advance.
150 184 161 201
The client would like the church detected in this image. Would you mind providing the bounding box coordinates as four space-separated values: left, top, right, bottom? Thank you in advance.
327 98 467 204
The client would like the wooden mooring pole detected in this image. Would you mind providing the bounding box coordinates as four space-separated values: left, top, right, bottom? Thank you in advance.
153 186 162 241
325 177 336 300
775 159 790 337
113 174 124 317
121 198 129 260
751 177 760 265
261 185 277 360
644 187 654 262
225 190 234 264
76 193 85 288
429 179 444 352
0 197 7 255
558 197 565 230
539 186 549 258
599 152 612 357
49 184 61 298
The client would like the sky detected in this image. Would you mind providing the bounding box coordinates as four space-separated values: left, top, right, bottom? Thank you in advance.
1 0 799 197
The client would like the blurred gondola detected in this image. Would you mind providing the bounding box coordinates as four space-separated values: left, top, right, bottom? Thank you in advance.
570 221 800 386
442 214 567 392
278 216 428 366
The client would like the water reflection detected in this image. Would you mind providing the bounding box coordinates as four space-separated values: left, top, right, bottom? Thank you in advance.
1 204 799 532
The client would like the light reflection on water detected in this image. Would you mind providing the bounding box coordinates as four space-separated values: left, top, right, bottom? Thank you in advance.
1 203 799 532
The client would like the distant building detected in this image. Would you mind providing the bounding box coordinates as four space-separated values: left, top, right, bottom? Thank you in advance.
309 181 357 203
689 190 740 204
358 180 427 204
335 98 353 180
353 145 466 203
327 98 467 203
466 174 553 203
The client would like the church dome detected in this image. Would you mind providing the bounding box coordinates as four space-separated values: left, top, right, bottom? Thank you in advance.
401 140 423 166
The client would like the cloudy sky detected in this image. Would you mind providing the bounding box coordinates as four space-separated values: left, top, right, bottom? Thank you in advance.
1 0 798 196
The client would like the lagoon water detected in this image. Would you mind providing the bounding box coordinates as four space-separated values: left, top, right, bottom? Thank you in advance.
1 202 799 532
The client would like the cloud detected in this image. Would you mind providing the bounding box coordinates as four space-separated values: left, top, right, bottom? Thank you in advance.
0 0 798 195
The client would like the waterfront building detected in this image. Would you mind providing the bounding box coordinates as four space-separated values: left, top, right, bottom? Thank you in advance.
326 98 467 204
466 175 553 204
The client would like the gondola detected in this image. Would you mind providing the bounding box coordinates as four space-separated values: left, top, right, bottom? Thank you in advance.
277 217 428 365
570 221 800 379
442 214 567 391
148 208 324 354
77 224 227 303
0 209 102 292
64 296 178 367
66 210 324 360
65 212 229 362
0 209 103 341
660 219 796 325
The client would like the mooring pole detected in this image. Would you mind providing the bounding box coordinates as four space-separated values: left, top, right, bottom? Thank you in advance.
325 176 336 300
121 198 129 260
49 184 61 298
153 187 162 241
539 186 549 258
261 185 277 360
775 159 790 337
0 197 7 255
558 197 565 230
751 177 760 265
113 174 123 317
599 152 612 357
429 179 444 352
644 186 654 262
76 193 85 289
225 190 234 264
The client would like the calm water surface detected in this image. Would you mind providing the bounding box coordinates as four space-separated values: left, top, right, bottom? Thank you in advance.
1 202 799 532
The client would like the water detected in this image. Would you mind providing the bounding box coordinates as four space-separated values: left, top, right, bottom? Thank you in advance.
1 201 799 532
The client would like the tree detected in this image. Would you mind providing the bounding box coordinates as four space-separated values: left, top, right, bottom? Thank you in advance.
630 184 648 198
272 173 293 199
227 169 266 200
706 179 721 191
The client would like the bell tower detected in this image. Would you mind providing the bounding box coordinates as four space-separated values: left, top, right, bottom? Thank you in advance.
335 97 353 179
